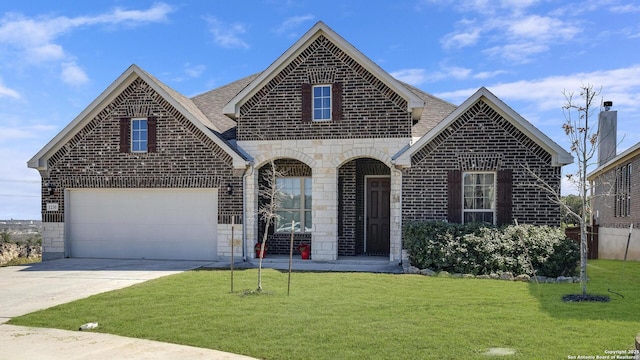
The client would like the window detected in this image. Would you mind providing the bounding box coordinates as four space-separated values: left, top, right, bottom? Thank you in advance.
313 85 331 121
131 118 148 152
615 163 632 217
463 172 496 224
276 177 312 233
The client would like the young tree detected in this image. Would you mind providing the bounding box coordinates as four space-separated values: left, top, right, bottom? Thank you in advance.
256 159 286 292
560 195 583 226
561 84 600 296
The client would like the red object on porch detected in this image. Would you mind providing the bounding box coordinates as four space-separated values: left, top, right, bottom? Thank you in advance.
255 244 267 258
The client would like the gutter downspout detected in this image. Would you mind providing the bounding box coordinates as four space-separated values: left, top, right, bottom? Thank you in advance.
242 162 255 262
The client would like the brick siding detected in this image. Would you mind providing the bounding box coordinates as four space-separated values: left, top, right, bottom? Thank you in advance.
41 77 242 224
592 152 640 228
237 35 411 141
402 99 562 227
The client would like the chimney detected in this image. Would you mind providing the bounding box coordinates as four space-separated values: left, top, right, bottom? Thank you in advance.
598 101 617 166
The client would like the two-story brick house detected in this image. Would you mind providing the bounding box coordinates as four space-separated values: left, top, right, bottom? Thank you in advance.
28 22 572 262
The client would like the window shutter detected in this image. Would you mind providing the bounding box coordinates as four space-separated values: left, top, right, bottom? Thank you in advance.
119 118 130 153
447 170 462 223
496 169 513 226
147 116 157 153
332 82 343 121
301 83 311 122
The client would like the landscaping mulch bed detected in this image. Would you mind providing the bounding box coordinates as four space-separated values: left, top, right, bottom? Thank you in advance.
562 294 610 302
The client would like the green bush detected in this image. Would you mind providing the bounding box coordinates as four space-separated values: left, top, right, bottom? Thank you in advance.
404 221 579 277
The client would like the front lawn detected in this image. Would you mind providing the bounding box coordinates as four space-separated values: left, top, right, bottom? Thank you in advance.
9 260 640 359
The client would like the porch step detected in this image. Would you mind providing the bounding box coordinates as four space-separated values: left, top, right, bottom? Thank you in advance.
246 255 403 273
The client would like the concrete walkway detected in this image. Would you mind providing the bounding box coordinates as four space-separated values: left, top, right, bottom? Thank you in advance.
0 324 257 360
0 258 257 359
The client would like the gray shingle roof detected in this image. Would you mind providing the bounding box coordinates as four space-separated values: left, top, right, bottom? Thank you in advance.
400 82 457 139
191 74 260 140
138 67 222 133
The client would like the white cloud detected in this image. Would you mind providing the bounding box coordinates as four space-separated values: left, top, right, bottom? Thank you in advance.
184 63 206 78
439 4 582 63
390 68 427 86
391 65 503 85
206 17 249 49
0 124 58 142
474 70 507 79
609 4 640 13
484 42 549 64
441 28 481 49
0 79 20 99
436 65 640 113
60 62 89 86
505 15 579 41
0 3 174 73
89 3 173 24
274 15 314 35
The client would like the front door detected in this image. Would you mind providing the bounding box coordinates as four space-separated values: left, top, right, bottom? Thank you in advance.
366 177 390 256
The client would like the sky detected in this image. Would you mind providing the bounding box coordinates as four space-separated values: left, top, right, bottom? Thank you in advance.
1 0 639 220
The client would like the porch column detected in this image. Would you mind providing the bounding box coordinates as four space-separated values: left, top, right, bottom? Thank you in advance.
312 166 338 261
389 168 403 262
244 167 259 259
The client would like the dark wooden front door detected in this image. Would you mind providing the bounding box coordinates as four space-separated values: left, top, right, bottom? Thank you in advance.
366 177 390 255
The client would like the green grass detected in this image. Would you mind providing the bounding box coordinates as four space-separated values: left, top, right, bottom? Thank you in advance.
9 260 640 359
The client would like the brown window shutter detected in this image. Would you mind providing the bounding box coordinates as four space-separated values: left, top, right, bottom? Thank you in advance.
496 169 513 226
119 118 130 153
447 170 462 223
301 83 311 122
147 116 157 153
332 82 343 121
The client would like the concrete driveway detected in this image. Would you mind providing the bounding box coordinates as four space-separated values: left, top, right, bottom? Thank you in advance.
0 258 257 360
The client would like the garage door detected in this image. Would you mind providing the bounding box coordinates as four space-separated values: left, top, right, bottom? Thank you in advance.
68 188 218 260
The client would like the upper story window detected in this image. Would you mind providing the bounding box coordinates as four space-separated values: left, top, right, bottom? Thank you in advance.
276 177 312 233
615 163 632 217
313 85 332 121
463 172 496 224
131 118 148 152
119 116 156 153
301 82 342 122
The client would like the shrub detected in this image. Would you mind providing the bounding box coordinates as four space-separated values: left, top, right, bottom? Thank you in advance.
404 221 579 277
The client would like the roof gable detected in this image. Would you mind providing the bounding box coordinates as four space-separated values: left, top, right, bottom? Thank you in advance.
588 141 640 180
222 21 424 121
394 87 573 167
28 64 248 172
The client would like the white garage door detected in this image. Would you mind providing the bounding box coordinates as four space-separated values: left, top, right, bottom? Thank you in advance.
68 188 218 260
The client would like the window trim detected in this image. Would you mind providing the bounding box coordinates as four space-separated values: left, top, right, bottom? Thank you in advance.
275 177 312 233
312 84 332 121
462 171 496 225
615 163 632 217
130 118 148 153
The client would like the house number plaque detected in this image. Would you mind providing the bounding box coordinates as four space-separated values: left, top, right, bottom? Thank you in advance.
46 203 59 212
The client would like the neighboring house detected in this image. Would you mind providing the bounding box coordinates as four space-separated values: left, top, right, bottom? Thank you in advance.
588 106 639 260
28 22 572 262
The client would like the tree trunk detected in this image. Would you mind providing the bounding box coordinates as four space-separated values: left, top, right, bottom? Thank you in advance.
257 221 269 292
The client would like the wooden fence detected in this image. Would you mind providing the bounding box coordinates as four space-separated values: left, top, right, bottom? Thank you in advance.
564 225 599 259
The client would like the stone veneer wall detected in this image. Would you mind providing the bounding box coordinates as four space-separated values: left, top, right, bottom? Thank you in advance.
39 77 243 260
40 222 65 261
402 99 562 227
240 138 408 262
